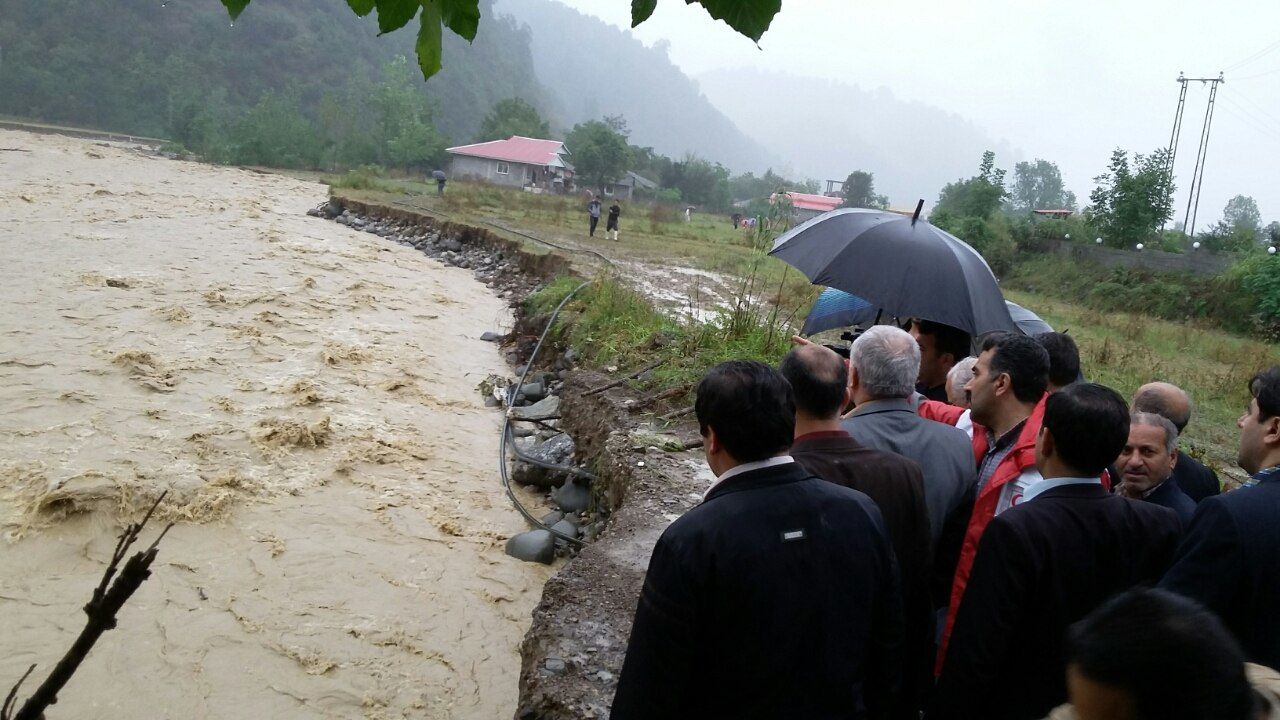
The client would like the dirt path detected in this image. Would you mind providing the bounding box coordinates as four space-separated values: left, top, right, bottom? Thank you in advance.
0 130 550 718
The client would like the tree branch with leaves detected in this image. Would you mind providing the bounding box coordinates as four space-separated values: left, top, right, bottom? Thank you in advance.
220 0 782 80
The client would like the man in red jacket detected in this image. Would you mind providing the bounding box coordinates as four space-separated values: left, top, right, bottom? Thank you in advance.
936 332 1050 672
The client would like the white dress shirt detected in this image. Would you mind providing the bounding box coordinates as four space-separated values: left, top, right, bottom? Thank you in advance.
702 455 795 501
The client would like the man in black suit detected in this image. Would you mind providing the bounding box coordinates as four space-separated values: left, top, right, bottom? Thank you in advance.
782 344 932 719
1115 412 1197 527
1161 366 1280 671
1133 381 1221 503
613 360 905 720
930 384 1182 720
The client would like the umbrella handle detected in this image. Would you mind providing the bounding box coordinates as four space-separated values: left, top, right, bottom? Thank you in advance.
911 199 924 226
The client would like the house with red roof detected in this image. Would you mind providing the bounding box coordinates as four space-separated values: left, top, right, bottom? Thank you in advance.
773 191 842 222
446 135 574 192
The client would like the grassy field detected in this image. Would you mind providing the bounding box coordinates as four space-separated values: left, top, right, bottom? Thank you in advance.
325 175 1273 478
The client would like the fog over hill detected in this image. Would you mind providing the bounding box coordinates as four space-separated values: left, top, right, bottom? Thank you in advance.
696 67 1018 207
495 0 780 174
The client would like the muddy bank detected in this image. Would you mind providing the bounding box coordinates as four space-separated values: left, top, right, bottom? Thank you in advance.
0 130 555 719
324 195 714 718
514 374 709 719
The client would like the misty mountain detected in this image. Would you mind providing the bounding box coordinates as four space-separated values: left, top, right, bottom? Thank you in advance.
494 0 778 174
696 68 1016 207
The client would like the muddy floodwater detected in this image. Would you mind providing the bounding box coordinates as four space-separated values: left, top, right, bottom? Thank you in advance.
0 130 551 718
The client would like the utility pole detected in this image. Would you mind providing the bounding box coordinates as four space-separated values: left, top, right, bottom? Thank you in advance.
1160 73 1188 232
1179 73 1225 240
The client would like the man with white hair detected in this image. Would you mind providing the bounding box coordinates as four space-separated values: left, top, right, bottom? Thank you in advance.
946 357 978 409
1116 411 1196 527
842 325 978 548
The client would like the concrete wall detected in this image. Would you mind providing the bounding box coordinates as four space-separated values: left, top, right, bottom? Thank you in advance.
448 154 534 188
1051 241 1235 276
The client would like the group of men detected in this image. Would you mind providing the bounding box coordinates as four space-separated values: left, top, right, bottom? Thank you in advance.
610 321 1280 720
586 196 622 240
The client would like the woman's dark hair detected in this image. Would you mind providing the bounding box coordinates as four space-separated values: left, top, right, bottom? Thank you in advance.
695 360 795 462
1042 383 1129 476
981 332 1050 403
1068 588 1257 720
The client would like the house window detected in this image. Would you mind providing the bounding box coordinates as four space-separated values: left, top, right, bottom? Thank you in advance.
496 161 510 175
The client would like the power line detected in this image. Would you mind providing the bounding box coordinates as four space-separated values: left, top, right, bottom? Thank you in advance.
1227 87 1280 129
1217 97 1280 145
1223 38 1280 72
1220 90 1280 137
1233 65 1280 82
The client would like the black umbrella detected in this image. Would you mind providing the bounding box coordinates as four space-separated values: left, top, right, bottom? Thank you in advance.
769 206 1017 336
800 288 1053 337
431 170 447 181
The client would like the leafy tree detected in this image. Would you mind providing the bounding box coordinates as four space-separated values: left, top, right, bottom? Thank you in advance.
933 151 1009 220
668 155 731 209
1087 148 1175 248
220 0 782 80
1223 195 1262 239
566 119 633 192
1009 159 1077 213
839 170 889 209
229 90 325 168
728 168 810 202
372 55 448 170
476 97 550 142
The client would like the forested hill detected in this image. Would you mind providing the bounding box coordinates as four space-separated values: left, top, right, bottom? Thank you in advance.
0 0 546 148
495 0 777 173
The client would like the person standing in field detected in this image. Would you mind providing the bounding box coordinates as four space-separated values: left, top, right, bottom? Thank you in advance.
586 196 601 237
607 199 621 241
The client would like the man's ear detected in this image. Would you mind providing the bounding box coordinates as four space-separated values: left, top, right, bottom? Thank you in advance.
1038 425 1055 459
1265 416 1280 448
705 425 722 456
993 371 1011 398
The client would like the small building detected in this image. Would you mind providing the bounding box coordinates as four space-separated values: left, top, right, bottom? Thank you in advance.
776 192 842 222
1032 209 1075 220
446 136 574 192
606 171 657 201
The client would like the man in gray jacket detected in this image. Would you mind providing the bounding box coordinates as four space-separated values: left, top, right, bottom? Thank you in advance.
843 325 977 556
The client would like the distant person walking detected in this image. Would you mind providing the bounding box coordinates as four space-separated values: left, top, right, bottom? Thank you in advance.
586 196 602 237
607 200 621 240
432 169 446 196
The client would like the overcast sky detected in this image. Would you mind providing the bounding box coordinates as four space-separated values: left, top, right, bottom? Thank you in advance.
555 0 1280 230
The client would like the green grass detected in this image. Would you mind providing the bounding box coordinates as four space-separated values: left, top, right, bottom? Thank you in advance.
328 176 1274 475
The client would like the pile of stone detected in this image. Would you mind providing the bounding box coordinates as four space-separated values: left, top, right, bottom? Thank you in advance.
312 204 541 301
496 351 604 565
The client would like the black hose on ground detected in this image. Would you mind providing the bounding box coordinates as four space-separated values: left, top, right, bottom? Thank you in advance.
499 279 595 547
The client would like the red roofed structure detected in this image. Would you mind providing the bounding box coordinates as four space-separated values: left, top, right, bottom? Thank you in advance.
773 191 842 221
446 135 574 192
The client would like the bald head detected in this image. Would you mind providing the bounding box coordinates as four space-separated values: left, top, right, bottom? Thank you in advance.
780 344 849 419
1133 382 1193 432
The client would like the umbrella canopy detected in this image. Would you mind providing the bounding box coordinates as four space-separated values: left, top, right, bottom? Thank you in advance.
431 170 447 181
771 208 1017 336
800 287 1053 337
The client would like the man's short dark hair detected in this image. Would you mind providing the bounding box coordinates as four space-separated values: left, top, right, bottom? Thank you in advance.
1250 367 1280 421
981 332 1050 403
1042 383 1129 476
1067 588 1257 720
912 319 971 362
1034 332 1080 389
695 360 795 462
779 346 846 419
